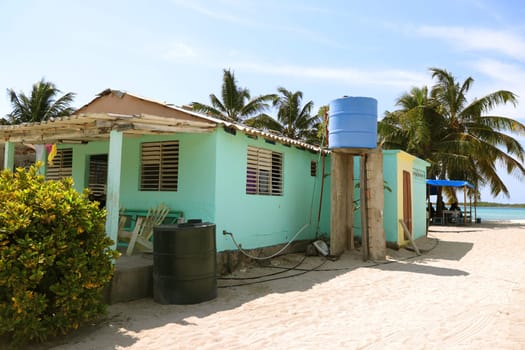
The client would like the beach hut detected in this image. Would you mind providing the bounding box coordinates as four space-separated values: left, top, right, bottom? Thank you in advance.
351 150 429 249
0 89 329 272
324 149 430 250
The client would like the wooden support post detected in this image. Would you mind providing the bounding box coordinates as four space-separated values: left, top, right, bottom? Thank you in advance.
330 152 347 256
399 219 421 255
34 144 47 176
346 155 354 250
366 149 386 260
360 155 368 261
105 130 123 251
463 185 466 219
3 141 15 171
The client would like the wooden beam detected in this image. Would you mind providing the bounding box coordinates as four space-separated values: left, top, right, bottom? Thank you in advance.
346 154 354 250
332 148 374 155
131 122 214 133
360 155 368 261
366 149 386 260
3 129 105 143
139 113 216 128
330 152 347 256
399 219 421 255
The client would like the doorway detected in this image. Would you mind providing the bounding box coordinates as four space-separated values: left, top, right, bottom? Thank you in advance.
402 170 412 233
88 154 108 207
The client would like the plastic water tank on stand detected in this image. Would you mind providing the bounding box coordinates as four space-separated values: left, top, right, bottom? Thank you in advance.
153 221 217 304
328 96 378 149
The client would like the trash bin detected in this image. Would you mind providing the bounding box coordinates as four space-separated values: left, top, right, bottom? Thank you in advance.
153 221 217 304
476 218 481 224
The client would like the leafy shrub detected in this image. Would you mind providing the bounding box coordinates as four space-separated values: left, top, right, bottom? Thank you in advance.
0 164 119 346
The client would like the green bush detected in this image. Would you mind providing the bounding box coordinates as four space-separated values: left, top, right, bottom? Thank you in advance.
0 164 119 346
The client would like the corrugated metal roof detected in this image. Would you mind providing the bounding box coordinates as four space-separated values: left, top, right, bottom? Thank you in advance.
111 90 324 152
0 89 325 153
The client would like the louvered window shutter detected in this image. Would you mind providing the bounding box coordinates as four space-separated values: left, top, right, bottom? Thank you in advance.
140 141 179 191
246 146 283 196
46 148 73 180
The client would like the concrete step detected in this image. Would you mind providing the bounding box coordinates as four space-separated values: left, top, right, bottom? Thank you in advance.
104 253 153 304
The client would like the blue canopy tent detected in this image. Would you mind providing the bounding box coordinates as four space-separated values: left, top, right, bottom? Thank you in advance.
426 179 476 225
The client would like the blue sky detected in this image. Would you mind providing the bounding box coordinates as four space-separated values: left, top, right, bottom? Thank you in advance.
1 0 525 203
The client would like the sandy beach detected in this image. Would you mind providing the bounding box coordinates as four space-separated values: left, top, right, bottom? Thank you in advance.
30 221 525 349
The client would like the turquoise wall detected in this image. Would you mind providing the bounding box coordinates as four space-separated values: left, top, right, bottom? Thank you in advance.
349 150 428 245
66 133 217 223
68 141 108 192
317 155 331 238
382 151 399 243
213 128 327 251
61 128 329 253
411 158 429 239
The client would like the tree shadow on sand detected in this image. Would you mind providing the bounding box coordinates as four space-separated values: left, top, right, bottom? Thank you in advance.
26 234 476 349
21 253 365 350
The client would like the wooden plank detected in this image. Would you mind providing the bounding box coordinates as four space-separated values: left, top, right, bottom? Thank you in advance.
346 154 354 250
399 219 421 255
330 152 347 256
366 149 386 260
360 155 368 261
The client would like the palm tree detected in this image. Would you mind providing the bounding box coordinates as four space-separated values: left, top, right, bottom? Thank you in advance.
6 79 76 124
379 86 446 164
246 87 320 143
379 67 525 198
191 69 276 123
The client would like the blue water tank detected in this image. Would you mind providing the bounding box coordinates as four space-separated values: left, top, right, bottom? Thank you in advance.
328 96 378 149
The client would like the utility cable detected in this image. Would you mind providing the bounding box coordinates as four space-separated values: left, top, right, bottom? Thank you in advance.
222 122 328 261
218 257 328 288
222 224 308 260
263 236 440 272
217 254 307 280
218 237 439 288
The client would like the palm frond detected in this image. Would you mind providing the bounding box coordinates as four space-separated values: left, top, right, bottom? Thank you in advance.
6 79 75 124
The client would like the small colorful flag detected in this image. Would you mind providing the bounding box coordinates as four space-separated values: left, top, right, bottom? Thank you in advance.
47 144 57 166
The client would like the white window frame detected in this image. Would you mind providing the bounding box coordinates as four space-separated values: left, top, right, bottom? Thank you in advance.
246 146 283 196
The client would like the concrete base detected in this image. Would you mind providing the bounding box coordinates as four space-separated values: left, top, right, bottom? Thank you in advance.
104 254 153 304
105 239 312 304
216 239 310 275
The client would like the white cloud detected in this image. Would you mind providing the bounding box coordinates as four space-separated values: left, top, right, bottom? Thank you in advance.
169 0 344 48
234 62 430 88
418 26 525 61
170 0 248 25
472 59 525 87
470 59 525 119
162 42 198 61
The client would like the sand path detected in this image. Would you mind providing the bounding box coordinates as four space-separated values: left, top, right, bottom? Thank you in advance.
36 222 525 349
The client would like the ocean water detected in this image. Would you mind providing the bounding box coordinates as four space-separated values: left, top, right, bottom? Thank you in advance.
474 207 525 222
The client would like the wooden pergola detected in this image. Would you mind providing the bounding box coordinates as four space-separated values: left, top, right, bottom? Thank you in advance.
1 89 327 249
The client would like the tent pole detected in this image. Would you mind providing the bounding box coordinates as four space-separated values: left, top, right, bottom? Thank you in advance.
463 185 467 224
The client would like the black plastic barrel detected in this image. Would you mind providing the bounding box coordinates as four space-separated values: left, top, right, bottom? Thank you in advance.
153 222 217 304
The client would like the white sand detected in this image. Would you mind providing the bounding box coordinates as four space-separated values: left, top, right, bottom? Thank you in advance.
40 221 525 349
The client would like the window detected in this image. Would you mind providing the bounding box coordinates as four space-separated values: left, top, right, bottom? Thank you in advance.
246 146 283 195
88 154 108 197
47 148 72 180
140 141 179 191
310 160 317 177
